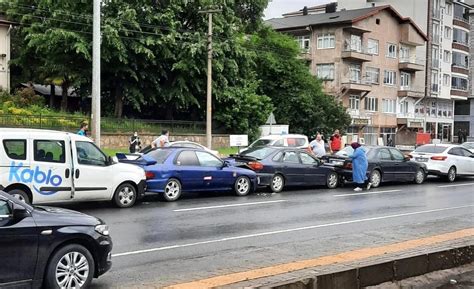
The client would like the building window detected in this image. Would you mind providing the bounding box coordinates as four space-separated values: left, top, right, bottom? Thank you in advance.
454 3 469 22
349 64 361 83
367 39 379 55
446 3 452 15
382 99 396 113
399 99 409 115
366 67 380 84
317 33 335 49
443 50 451 63
400 72 411 89
365 97 378 112
386 43 397 58
451 76 468 91
431 70 439 92
349 35 362 52
452 51 469 68
453 28 468 45
316 64 335 80
399 46 410 62
349 95 360 110
444 26 451 39
296 35 310 52
432 22 440 44
383 70 397 86
432 46 439 68
443 74 450 86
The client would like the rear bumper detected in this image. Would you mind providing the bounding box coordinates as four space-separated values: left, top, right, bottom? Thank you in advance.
428 169 447 176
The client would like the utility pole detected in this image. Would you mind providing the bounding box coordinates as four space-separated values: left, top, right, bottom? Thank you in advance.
199 8 221 149
92 0 101 146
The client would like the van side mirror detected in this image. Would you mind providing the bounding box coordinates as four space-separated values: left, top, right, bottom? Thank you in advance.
107 156 115 166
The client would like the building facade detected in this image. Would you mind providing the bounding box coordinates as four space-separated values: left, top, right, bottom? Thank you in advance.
0 16 13 92
267 6 427 145
338 0 472 142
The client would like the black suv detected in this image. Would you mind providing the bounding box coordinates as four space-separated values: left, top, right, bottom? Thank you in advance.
0 191 112 288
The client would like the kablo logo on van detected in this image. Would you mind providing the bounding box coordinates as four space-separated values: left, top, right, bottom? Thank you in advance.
9 161 63 195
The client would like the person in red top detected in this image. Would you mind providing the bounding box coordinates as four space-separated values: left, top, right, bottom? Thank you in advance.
329 129 342 154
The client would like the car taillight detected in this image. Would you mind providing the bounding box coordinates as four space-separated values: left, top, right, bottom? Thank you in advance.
344 162 352 169
248 161 264 171
145 171 155 179
430 156 447 161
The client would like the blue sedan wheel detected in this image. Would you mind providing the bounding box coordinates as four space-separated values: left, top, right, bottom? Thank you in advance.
163 178 182 202
234 176 251 196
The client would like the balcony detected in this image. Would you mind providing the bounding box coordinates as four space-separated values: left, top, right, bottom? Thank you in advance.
341 79 372 93
398 87 424 98
347 109 371 126
397 115 424 128
399 58 424 72
298 48 312 61
341 44 373 62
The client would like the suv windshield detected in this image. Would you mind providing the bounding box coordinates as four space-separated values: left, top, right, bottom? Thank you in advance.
240 147 277 160
146 149 172 164
415 145 447 154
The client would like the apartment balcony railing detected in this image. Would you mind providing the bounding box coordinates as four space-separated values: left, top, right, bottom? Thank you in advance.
342 45 373 62
398 86 424 98
399 57 425 72
454 15 469 23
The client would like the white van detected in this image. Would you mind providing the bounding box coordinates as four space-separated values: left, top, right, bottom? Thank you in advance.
241 134 309 152
0 128 146 208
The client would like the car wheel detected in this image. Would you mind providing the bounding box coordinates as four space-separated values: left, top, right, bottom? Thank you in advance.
326 172 339 189
235 176 251 196
162 178 182 201
44 244 95 289
414 169 425 184
369 170 381 188
113 183 137 208
446 166 456 182
270 174 285 193
8 189 31 204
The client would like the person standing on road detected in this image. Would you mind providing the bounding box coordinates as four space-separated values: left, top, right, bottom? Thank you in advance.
350 142 371 192
310 134 326 157
77 122 88 136
151 130 170 148
329 129 342 154
457 129 464 144
129 132 142 153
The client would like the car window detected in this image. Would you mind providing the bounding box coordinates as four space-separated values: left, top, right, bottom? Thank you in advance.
378 148 392 160
0 200 11 217
196 151 222 167
35 140 65 163
250 139 272 147
272 151 283 162
460 148 473 157
300 152 318 165
282 151 300 163
415 145 447 154
3 139 27 160
448 148 462 156
175 150 200 166
389 148 405 161
286 138 305 147
146 149 172 164
462 142 474 149
273 139 284 146
76 141 107 166
241 147 277 160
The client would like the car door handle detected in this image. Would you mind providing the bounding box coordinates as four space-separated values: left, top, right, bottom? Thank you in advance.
75 169 80 179
65 168 70 178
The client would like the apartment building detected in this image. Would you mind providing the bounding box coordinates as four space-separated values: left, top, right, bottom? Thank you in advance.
0 16 13 91
338 0 472 143
267 5 427 145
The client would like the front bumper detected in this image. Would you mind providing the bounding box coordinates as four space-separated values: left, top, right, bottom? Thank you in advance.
95 235 113 277
137 179 147 199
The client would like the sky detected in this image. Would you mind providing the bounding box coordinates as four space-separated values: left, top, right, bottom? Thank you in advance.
263 0 331 19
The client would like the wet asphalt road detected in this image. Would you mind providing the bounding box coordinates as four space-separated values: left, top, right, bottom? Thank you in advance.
68 177 474 288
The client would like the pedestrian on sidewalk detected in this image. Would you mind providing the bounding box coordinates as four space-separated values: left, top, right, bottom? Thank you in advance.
310 133 326 157
350 142 371 192
151 130 170 148
77 122 88 136
129 132 142 153
329 129 342 154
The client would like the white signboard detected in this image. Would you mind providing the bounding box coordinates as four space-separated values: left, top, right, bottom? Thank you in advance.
230 135 248 147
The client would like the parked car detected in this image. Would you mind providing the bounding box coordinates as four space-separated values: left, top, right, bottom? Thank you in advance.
226 146 340 192
461 142 474 153
118 147 258 201
240 134 309 153
0 190 112 288
409 144 474 182
322 146 427 188
0 128 146 208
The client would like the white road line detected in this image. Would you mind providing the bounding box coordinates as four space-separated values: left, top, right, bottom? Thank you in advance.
173 200 288 212
333 189 402 197
438 183 474 188
112 204 474 258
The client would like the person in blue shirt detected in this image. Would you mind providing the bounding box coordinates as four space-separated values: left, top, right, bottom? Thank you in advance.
350 142 371 192
77 122 88 136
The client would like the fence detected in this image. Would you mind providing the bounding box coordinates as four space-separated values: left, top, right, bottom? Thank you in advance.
0 114 206 134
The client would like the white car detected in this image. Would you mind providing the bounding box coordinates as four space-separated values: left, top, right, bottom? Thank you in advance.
0 128 146 208
241 134 309 153
461 142 474 153
409 144 474 182
168 141 219 156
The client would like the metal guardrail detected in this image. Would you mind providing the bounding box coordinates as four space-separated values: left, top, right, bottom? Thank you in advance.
0 114 206 134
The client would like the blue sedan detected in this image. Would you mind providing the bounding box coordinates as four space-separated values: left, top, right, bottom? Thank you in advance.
120 148 258 201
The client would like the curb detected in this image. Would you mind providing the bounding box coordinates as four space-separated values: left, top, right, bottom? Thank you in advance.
247 245 473 289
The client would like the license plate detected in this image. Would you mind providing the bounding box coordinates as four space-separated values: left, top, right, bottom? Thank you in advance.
331 160 344 166
416 157 428 162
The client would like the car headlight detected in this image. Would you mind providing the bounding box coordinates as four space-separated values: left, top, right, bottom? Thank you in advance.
95 224 109 236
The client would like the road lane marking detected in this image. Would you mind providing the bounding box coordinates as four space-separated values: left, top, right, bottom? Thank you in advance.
333 189 402 197
164 228 474 289
173 200 288 212
112 204 474 258
438 183 474 188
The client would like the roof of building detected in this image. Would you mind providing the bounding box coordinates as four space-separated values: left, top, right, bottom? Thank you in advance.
266 5 427 41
